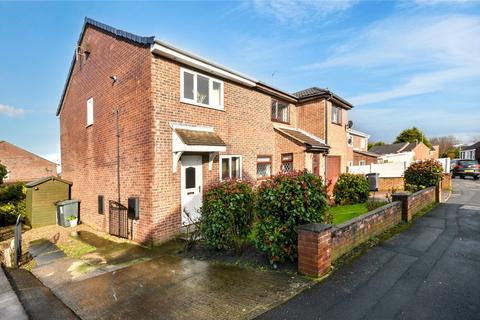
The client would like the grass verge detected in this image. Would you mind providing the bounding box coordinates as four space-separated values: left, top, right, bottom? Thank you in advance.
330 203 369 225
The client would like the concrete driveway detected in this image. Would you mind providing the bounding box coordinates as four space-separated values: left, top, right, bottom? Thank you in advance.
258 178 480 320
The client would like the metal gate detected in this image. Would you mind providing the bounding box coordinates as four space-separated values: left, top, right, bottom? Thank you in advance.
109 200 128 238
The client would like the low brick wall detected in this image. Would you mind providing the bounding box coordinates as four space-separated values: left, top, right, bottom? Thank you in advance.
331 202 402 261
392 186 437 222
378 177 404 191
441 173 452 190
297 185 441 277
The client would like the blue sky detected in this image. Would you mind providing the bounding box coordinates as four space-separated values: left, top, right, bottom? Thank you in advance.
1 0 480 163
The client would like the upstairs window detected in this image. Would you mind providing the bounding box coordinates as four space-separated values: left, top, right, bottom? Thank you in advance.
87 97 94 126
281 153 293 172
257 155 272 179
220 155 242 180
331 105 341 125
271 100 289 123
181 68 223 110
360 138 366 149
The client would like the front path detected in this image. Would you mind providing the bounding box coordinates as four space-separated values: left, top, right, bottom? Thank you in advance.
258 178 480 320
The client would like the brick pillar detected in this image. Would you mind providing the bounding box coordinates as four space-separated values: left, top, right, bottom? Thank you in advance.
297 223 332 277
392 192 412 222
435 184 441 203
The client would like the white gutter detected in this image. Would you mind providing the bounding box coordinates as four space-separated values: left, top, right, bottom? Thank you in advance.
151 41 257 88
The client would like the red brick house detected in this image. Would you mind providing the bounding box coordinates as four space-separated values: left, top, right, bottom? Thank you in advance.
58 18 356 244
346 129 378 166
0 141 57 183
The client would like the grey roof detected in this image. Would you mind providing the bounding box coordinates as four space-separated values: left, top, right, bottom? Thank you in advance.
369 142 409 155
26 176 72 187
293 87 330 99
463 141 480 150
292 87 354 109
353 149 379 158
56 17 154 116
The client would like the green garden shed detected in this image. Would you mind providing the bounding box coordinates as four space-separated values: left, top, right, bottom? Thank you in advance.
26 176 72 228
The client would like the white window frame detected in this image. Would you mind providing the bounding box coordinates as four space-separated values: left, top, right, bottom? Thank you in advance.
86 97 94 127
359 160 366 166
180 67 224 111
360 138 366 149
219 155 242 181
331 105 342 124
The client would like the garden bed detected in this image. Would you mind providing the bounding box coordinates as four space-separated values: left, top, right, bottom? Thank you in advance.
176 240 298 273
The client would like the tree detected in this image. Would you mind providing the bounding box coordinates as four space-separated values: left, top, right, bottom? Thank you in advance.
394 127 432 148
0 162 7 184
429 135 460 155
368 141 385 150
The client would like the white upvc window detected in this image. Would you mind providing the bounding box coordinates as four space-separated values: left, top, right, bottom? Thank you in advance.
180 68 224 110
359 160 366 166
220 155 242 180
360 138 366 149
86 97 94 126
331 105 342 124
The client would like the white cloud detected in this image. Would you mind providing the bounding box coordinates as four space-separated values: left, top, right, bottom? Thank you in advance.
302 14 480 105
250 0 358 25
409 0 473 6
0 103 25 117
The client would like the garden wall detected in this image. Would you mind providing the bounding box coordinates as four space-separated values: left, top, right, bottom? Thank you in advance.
330 202 402 261
378 177 404 191
298 185 440 277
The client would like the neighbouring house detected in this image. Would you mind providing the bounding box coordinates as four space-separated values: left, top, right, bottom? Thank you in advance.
460 142 480 161
57 18 356 244
0 141 57 183
370 141 438 163
346 128 378 166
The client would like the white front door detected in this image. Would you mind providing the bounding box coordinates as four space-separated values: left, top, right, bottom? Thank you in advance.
181 155 203 225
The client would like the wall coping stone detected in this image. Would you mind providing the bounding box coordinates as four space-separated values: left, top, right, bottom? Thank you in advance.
332 201 401 233
298 223 332 233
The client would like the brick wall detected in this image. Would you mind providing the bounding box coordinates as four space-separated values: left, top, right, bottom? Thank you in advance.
150 54 321 243
392 186 436 222
353 151 377 166
378 177 404 191
0 141 57 183
298 185 440 277
326 102 349 173
330 202 402 261
59 26 155 243
441 173 452 190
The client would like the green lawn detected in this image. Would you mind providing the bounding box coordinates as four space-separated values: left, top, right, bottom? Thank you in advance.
330 203 369 225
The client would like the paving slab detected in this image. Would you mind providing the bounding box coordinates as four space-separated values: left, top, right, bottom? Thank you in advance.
0 267 28 320
51 254 310 320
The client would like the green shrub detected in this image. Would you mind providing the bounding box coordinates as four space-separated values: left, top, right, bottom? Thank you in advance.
333 173 370 205
0 162 7 184
200 179 254 255
0 183 26 226
404 159 443 192
254 170 329 266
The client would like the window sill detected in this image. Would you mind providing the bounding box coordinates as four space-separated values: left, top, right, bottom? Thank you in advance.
180 98 224 111
86 124 93 128
271 119 290 125
331 122 342 126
